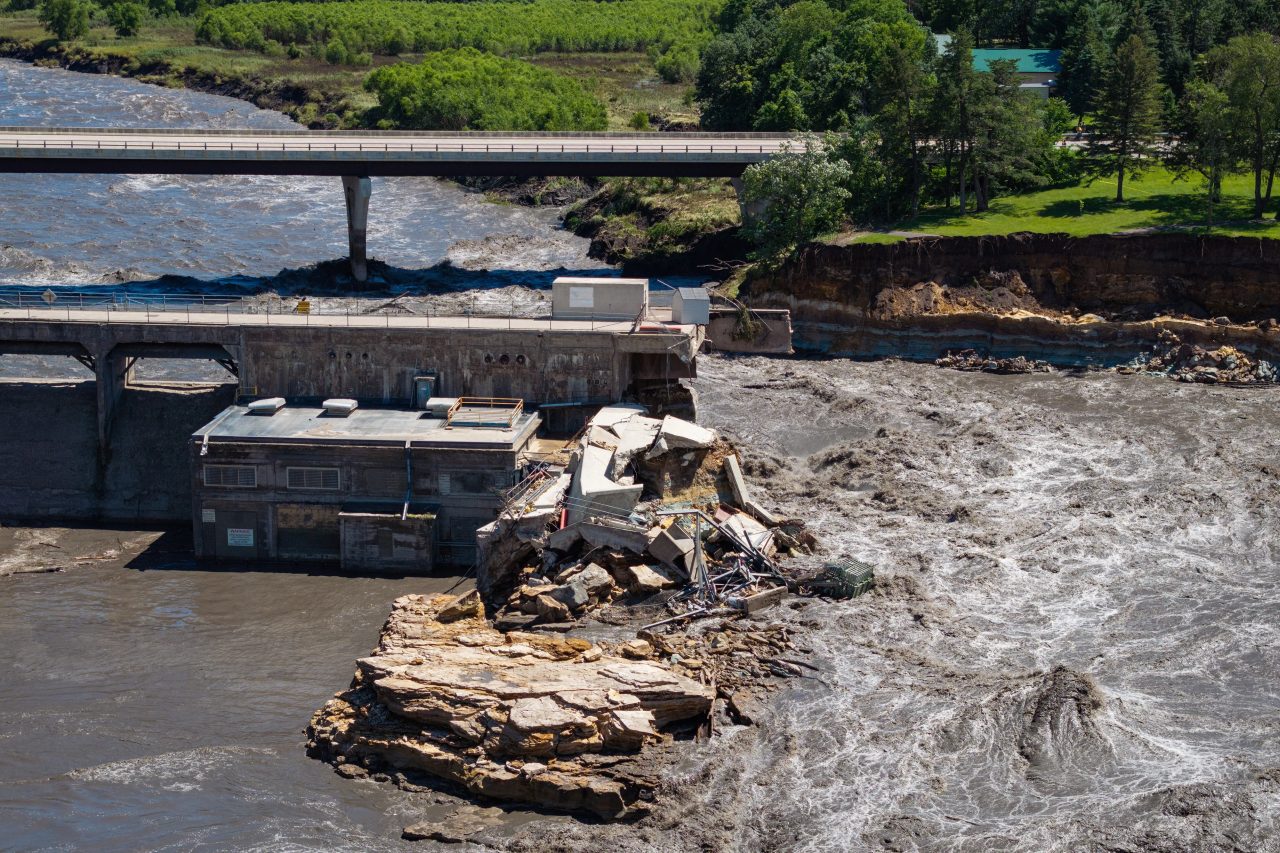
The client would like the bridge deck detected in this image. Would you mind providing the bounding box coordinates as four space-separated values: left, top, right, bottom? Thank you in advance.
0 128 795 177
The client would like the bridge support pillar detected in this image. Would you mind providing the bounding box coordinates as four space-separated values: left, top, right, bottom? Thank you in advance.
730 176 770 227
342 175 372 283
94 346 133 465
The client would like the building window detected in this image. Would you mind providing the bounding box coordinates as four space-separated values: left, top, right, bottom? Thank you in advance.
204 465 257 488
286 467 341 491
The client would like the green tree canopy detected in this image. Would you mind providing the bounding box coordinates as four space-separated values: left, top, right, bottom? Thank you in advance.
39 0 92 40
695 0 921 131
1200 32 1280 217
107 1 146 36
740 136 852 256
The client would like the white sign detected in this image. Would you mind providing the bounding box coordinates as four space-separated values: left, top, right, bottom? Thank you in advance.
226 528 254 548
568 286 594 309
42 289 57 305
201 508 216 523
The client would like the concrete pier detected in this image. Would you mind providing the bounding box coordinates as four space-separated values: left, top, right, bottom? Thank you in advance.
341 175 371 283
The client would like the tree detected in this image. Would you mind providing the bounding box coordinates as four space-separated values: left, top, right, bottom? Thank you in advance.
1171 79 1237 224
932 29 981 212
364 49 607 131
106 1 145 36
39 0 92 40
1203 33 1280 218
970 60 1049 210
1058 0 1122 119
868 20 934 218
695 0 918 131
1088 34 1163 201
739 136 852 257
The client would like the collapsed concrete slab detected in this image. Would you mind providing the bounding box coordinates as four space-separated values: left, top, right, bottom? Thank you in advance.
308 593 714 819
566 444 643 525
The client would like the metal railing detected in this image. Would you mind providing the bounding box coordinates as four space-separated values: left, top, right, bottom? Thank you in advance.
0 287 685 333
0 136 790 156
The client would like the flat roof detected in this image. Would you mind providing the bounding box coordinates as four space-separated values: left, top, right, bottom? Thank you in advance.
971 48 1062 74
194 404 541 450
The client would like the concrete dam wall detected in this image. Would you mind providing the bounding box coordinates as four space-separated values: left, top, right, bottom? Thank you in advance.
0 380 235 521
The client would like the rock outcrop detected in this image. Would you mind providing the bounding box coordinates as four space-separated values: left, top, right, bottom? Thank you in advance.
307 592 715 819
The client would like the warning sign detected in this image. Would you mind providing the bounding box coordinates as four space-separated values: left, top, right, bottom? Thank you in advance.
226 528 254 548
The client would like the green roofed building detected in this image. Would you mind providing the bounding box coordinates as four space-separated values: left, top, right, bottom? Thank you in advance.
934 38 1062 98
972 48 1061 97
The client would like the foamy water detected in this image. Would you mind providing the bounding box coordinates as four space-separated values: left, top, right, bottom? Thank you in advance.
676 356 1280 852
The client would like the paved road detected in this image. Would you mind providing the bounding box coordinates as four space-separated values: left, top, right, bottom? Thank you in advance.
0 127 797 177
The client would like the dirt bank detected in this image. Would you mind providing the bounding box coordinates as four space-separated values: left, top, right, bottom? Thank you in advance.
744 233 1280 364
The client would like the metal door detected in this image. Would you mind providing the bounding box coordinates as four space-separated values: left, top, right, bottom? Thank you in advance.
215 510 261 559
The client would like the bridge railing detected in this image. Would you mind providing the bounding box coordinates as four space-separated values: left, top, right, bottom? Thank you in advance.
0 287 690 333
0 137 789 156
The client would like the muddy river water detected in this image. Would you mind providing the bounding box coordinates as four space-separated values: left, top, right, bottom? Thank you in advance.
2 60 1278 852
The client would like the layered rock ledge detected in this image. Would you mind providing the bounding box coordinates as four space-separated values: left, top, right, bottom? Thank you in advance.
307 591 715 819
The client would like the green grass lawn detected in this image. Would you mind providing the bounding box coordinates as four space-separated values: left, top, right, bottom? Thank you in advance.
905 168 1280 239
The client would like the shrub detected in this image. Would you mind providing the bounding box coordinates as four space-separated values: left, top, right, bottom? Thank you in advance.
655 41 700 84
628 111 651 131
364 48 607 131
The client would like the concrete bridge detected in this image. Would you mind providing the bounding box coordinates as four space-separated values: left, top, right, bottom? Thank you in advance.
0 303 703 464
0 127 794 280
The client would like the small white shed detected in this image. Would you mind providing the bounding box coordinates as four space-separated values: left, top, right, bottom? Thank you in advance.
672 287 711 325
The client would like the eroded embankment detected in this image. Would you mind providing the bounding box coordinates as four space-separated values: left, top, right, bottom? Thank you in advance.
743 233 1280 365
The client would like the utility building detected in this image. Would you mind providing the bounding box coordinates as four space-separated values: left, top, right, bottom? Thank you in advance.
190 398 539 572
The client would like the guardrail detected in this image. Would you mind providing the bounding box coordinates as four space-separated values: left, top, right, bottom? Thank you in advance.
0 138 788 156
0 126 798 140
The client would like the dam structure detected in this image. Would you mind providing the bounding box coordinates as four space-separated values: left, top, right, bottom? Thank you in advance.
0 127 793 281
0 278 706 529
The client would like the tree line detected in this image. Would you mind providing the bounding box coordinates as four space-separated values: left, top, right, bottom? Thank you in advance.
702 0 1280 231
915 0 1280 112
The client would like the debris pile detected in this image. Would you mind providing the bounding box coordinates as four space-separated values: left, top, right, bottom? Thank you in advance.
479 405 813 633
934 349 1053 374
307 591 715 820
312 406 841 825
1127 331 1278 384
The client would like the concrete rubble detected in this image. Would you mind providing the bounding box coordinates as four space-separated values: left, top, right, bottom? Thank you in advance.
482 407 814 631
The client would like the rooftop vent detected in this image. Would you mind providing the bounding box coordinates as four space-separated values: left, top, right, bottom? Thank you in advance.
247 397 286 415
322 398 358 417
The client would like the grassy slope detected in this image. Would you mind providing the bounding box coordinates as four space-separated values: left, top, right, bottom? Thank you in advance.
845 168 1280 244
0 12 693 129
